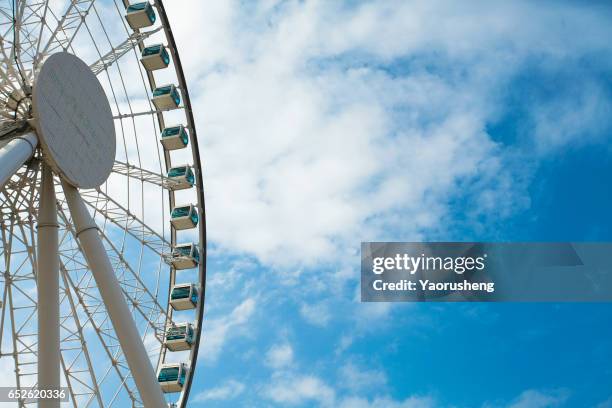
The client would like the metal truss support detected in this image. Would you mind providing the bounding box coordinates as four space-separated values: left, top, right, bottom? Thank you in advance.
37 163 60 408
61 179 166 408
0 132 37 189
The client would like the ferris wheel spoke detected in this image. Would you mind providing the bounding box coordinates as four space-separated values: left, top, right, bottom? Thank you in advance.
0 20 30 93
0 245 9 352
0 218 39 406
58 354 79 408
61 260 140 406
57 204 169 345
57 323 103 408
0 64 20 99
102 242 168 343
0 51 23 93
61 179 167 408
13 222 39 385
89 27 161 75
1 162 40 237
86 2 161 194
31 0 50 66
56 225 109 408
80 188 171 256
35 0 96 69
113 108 176 120
112 160 184 190
6 284 26 407
11 0 49 69
9 1 25 67
60 251 143 407
0 222 16 364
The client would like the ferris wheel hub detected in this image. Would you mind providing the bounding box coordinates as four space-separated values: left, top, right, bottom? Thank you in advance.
32 52 116 189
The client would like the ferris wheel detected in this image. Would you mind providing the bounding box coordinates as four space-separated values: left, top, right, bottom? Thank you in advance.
0 0 206 407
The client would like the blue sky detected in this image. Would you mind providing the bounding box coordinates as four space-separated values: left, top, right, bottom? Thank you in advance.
161 1 612 406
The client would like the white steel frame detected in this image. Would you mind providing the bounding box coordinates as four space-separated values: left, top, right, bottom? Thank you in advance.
0 1 207 407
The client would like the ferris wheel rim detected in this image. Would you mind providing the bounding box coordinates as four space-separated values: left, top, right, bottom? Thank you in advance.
150 1 208 406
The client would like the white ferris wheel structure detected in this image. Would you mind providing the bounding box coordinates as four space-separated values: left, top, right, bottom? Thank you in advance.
0 1 206 407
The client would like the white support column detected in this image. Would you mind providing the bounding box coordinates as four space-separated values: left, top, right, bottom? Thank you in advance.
61 180 166 408
37 163 60 408
0 132 38 189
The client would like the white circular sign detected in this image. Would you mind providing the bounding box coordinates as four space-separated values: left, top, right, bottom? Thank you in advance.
33 52 115 189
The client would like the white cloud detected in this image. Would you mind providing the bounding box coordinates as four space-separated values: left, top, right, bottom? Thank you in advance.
299 301 331 327
339 396 436 408
194 379 245 402
199 297 256 362
483 389 570 408
355 301 393 327
265 343 294 369
260 348 426 408
338 362 387 392
159 3 611 403
160 0 612 268
263 371 433 408
505 389 569 408
335 334 355 356
262 385 566 408
531 80 612 153
596 396 612 408
264 375 336 407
